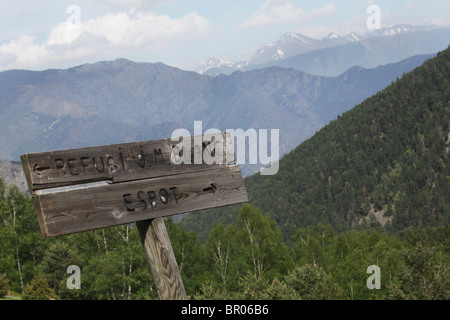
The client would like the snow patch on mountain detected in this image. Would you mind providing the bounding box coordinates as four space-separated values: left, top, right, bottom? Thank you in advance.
195 57 235 74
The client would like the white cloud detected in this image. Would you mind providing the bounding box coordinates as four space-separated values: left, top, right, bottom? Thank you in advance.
426 17 450 26
94 0 165 9
293 10 371 39
239 1 339 29
99 0 146 6
0 9 215 70
404 3 420 9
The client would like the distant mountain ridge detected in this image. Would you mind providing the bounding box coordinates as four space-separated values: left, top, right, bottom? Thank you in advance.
0 53 435 172
198 25 450 76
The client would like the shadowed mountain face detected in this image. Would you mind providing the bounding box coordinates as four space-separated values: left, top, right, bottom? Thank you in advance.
0 54 435 178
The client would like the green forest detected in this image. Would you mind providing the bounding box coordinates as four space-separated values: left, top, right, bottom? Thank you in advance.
1 180 449 300
1 47 450 301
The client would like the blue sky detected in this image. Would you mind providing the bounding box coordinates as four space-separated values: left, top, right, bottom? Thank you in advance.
0 0 449 71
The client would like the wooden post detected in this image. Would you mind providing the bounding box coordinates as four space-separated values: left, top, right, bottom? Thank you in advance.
137 218 187 300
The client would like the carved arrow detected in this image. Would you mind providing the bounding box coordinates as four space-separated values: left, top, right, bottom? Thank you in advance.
33 163 50 175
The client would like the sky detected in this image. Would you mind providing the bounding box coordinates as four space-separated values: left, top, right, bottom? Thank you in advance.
0 0 449 72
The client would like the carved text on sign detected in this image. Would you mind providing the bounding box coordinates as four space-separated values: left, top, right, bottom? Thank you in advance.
123 187 180 212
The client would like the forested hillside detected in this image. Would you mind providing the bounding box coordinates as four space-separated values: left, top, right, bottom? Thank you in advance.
180 46 450 241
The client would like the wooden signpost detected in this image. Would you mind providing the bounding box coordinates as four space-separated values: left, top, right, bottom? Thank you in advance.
21 133 248 300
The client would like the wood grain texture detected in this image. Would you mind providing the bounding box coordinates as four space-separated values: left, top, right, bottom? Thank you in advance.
34 165 247 237
21 133 235 193
137 218 187 300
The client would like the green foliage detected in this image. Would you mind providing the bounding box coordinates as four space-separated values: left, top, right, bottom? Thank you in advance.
234 204 293 278
398 243 450 300
284 264 343 300
0 180 449 300
66 224 156 300
166 218 208 294
39 242 76 291
0 183 157 300
0 274 9 298
235 272 270 300
261 277 300 300
199 204 294 295
194 279 229 300
0 180 47 295
23 274 59 300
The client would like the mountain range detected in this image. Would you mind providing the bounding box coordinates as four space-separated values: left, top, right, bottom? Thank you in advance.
180 46 450 241
0 47 433 166
0 24 448 188
0 52 436 177
198 25 450 76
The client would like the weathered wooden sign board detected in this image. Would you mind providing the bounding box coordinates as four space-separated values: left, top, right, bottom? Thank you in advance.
21 133 248 238
21 133 248 300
